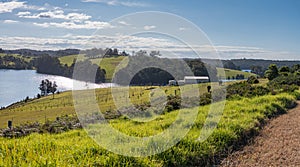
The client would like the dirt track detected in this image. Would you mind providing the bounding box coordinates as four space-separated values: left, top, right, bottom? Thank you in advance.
220 101 300 167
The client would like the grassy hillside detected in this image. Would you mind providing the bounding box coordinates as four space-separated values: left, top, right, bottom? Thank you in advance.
0 53 32 62
0 93 297 166
58 55 257 82
90 56 127 81
0 83 225 128
217 67 256 79
59 55 126 81
58 54 85 66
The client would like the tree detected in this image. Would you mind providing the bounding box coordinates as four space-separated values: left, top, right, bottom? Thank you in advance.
112 48 119 56
49 81 57 99
250 65 263 77
247 76 259 84
223 61 239 70
279 66 290 73
135 50 148 57
39 79 58 98
149 51 161 57
291 64 300 73
39 80 47 96
265 64 279 80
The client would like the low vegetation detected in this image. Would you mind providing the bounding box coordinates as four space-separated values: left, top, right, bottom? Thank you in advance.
0 92 298 166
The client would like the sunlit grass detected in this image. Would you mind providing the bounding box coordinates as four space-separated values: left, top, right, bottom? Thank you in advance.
217 67 256 79
0 83 220 128
0 93 296 166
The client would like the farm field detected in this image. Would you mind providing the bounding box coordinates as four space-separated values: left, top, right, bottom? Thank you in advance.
0 82 224 128
59 55 127 81
216 67 256 79
0 92 297 166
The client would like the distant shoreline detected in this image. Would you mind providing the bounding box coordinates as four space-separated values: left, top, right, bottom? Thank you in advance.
0 69 117 108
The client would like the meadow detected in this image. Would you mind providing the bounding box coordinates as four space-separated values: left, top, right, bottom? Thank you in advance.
216 67 256 79
0 92 297 166
59 55 127 81
0 82 225 128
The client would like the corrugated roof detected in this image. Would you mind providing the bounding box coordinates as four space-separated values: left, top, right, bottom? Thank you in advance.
184 76 209 80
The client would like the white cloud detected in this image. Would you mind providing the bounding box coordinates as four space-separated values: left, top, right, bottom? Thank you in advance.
0 1 26 13
18 9 91 22
3 20 19 24
17 11 31 16
82 0 148 7
144 25 156 30
118 21 130 26
0 34 296 60
179 27 187 31
33 20 113 29
0 1 49 14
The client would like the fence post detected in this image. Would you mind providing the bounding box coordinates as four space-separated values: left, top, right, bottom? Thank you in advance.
8 120 12 129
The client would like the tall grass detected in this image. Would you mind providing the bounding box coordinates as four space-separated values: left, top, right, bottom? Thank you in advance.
0 93 297 166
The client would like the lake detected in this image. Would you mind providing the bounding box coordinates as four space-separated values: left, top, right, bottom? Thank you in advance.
0 70 117 107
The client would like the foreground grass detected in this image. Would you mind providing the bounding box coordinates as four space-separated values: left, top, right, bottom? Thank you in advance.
0 93 297 166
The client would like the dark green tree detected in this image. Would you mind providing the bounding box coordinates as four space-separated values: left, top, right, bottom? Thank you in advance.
49 81 57 99
264 64 279 80
250 65 263 77
291 64 300 73
39 79 58 98
279 66 290 73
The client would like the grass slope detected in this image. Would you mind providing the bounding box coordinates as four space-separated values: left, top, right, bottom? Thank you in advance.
0 83 225 128
0 53 32 62
58 55 126 81
0 93 297 166
217 67 256 79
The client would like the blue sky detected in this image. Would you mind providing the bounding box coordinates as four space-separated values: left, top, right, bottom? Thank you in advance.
0 0 299 60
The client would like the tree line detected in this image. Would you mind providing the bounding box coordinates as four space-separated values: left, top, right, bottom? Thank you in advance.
0 55 33 70
113 55 217 85
34 55 106 83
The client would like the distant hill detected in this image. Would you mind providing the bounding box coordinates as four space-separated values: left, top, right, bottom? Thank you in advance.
200 58 300 70
0 48 80 57
229 59 300 70
2 48 300 79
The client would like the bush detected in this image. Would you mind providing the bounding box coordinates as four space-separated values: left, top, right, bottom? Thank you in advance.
226 81 270 98
165 95 181 112
268 74 300 93
247 76 259 84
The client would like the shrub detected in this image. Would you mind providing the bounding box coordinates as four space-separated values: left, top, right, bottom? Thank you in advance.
247 76 259 84
226 81 269 98
165 95 181 112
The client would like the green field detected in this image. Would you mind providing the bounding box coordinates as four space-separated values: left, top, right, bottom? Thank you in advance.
217 67 256 79
0 53 32 62
90 56 128 81
58 54 85 66
59 55 127 81
0 93 297 166
0 83 225 128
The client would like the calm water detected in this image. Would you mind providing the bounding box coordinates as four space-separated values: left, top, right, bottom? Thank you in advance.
0 70 116 107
